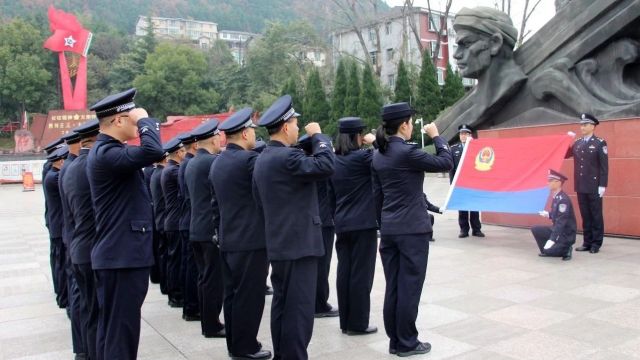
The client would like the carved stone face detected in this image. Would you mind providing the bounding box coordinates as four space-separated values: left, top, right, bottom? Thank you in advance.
454 29 492 79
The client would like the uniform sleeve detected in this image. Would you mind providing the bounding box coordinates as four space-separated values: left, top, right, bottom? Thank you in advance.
371 163 382 226
565 141 574 158
599 139 608 187
424 194 440 213
550 198 572 244
99 118 164 173
208 158 220 236
407 136 453 173
286 134 335 180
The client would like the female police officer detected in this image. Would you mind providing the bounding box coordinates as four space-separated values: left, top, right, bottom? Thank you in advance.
371 103 452 357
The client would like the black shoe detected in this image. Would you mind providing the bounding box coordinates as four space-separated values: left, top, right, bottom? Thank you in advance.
396 342 432 357
265 286 273 296
74 353 88 360
538 253 550 257
472 231 485 237
168 299 183 308
589 248 600 254
230 350 272 359
458 232 469 238
314 305 339 318
341 329 347 334
389 348 397 355
562 247 573 261
346 326 378 336
429 237 435 242
575 246 590 252
182 313 201 321
203 328 226 338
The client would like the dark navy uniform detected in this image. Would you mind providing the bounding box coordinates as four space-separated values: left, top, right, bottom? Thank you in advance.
449 125 483 237
150 162 168 294
144 165 162 284
87 89 164 360
177 133 199 319
253 95 335 360
212 108 270 358
185 119 225 337
532 190 577 259
161 137 185 307
42 139 64 306
567 114 608 252
372 103 452 355
331 118 379 334
64 118 101 360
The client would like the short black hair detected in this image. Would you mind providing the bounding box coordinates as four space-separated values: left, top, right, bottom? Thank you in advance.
334 133 360 155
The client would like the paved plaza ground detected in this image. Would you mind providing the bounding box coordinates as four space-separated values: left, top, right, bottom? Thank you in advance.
1 175 639 359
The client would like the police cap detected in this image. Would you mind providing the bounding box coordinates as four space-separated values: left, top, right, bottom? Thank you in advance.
163 136 183 154
219 107 257 134
381 102 415 125
458 124 473 134
178 132 197 145
43 138 64 155
89 88 137 119
338 117 366 134
191 119 220 141
579 113 599 126
258 95 300 129
74 118 100 139
548 169 568 182
62 131 81 145
47 145 69 161
296 134 313 154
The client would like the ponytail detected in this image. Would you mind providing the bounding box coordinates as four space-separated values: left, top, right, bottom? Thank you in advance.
375 125 388 153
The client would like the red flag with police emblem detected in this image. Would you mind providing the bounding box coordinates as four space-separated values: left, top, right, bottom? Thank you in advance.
443 134 573 214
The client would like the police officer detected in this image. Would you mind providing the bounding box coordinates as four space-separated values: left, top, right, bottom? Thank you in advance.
372 102 452 357
567 113 608 253
330 117 378 336
177 132 200 321
161 137 187 308
253 95 335 360
185 119 226 338
449 124 485 238
211 108 272 359
296 134 339 319
143 163 160 284
150 155 168 295
44 145 69 309
64 119 101 360
58 130 85 358
86 88 164 359
533 169 576 261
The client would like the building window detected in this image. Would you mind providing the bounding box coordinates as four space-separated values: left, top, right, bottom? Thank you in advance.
369 28 376 42
429 14 441 32
385 22 391 35
437 68 445 85
369 51 377 66
429 42 443 58
386 48 394 61
388 74 395 87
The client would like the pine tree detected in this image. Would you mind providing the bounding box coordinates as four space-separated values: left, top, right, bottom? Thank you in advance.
330 59 348 121
394 59 412 103
281 75 304 116
441 64 466 108
344 62 360 116
415 55 442 123
358 63 383 132
303 68 330 128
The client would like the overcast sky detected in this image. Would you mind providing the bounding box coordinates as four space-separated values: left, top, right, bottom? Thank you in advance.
384 0 557 43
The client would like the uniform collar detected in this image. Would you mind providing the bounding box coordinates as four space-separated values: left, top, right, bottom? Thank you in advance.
268 140 286 147
97 133 119 143
80 148 90 155
185 152 195 159
167 159 179 166
225 143 244 151
196 148 211 155
389 136 405 143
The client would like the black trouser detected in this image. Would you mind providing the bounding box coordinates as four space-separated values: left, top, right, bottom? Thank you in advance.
221 249 269 355
50 237 68 308
336 229 377 332
531 226 571 257
181 230 199 316
315 226 335 313
165 230 183 302
192 242 224 335
95 267 149 360
73 262 98 360
150 229 162 284
379 233 430 353
577 192 604 250
271 256 318 360
66 251 85 355
458 211 481 234
157 230 168 295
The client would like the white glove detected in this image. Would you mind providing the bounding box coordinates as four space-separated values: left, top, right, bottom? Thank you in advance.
543 240 555 250
598 186 605 197
567 131 576 138
538 210 549 218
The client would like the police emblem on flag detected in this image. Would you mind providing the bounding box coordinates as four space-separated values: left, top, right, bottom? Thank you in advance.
475 147 495 172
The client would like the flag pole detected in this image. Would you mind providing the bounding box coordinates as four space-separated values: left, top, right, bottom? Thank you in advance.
442 137 472 211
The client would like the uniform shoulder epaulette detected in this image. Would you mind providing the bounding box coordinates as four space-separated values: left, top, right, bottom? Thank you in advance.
405 141 420 148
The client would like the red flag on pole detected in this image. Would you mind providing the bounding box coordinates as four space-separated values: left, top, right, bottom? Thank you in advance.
43 6 92 57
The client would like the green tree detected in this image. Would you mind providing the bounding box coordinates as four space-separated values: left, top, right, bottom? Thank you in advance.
415 55 442 123
133 43 221 120
281 75 304 116
441 64 466 108
330 59 348 121
108 18 157 92
0 19 54 122
303 68 330 128
344 62 360 116
394 59 412 103
358 63 382 131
